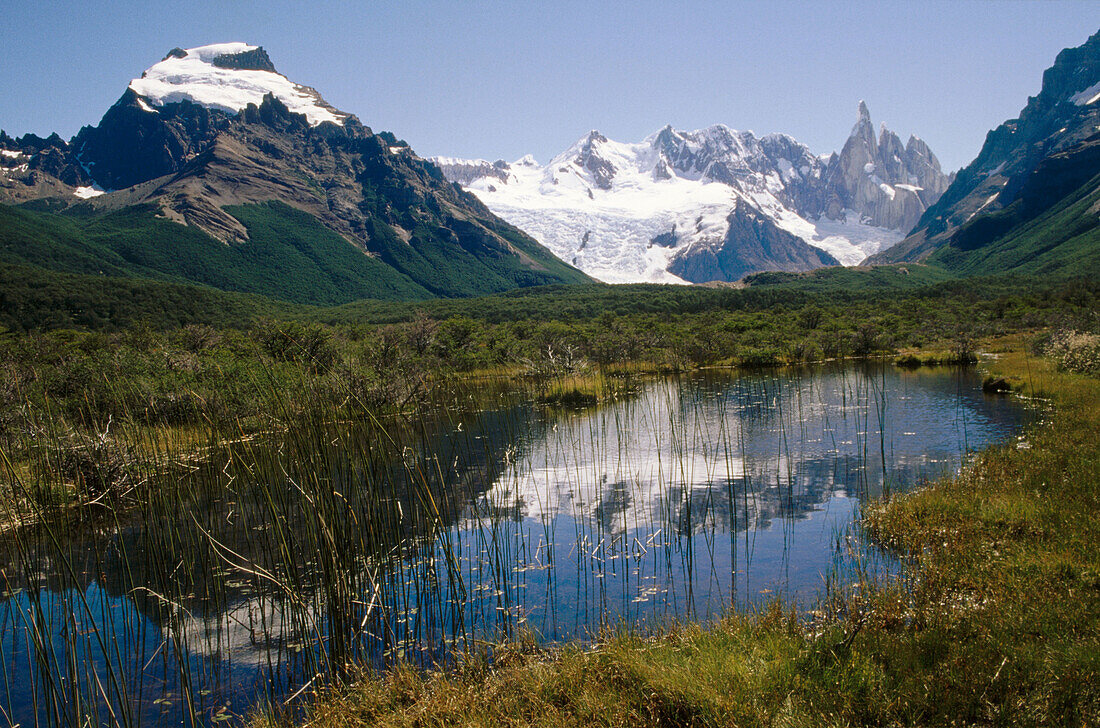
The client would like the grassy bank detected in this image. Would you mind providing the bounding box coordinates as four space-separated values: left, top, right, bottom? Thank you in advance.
265 341 1099 727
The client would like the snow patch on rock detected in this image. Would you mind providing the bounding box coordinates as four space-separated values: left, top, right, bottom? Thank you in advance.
73 185 106 199
1070 79 1100 106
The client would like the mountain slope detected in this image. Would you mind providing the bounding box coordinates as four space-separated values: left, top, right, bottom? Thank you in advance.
667 199 838 283
433 104 950 284
925 136 1100 276
0 43 590 305
0 260 303 332
869 30 1100 268
0 201 434 304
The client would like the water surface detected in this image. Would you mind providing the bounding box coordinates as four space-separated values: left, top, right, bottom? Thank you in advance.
0 364 1026 726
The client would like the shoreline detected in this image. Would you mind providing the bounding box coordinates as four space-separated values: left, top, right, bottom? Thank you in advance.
260 338 1098 727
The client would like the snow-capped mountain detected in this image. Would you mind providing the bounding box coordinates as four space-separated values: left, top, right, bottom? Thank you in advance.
128 43 348 126
433 104 952 283
0 43 590 303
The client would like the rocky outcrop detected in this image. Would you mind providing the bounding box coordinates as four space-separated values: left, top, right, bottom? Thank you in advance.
0 131 93 202
431 158 511 187
573 131 616 190
71 88 234 190
210 46 277 72
668 199 839 283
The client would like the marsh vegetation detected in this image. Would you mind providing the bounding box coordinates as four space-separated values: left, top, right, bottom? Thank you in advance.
0 280 1094 727
0 359 1025 727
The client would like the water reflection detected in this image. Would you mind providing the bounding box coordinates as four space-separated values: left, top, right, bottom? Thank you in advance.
0 364 1025 727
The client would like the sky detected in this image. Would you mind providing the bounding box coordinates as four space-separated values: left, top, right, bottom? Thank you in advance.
1 1 1098 172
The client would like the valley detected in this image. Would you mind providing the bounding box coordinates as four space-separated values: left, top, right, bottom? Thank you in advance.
0 15 1098 728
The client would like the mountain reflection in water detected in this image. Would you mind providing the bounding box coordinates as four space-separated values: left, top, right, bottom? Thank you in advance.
0 364 1025 727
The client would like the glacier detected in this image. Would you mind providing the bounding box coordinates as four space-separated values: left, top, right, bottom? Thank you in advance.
431 107 945 284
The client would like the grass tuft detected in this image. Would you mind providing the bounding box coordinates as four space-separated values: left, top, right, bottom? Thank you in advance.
271 337 1100 727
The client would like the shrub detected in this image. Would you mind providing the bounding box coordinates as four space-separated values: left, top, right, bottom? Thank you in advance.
1044 329 1100 374
45 424 142 503
259 320 338 370
850 324 883 358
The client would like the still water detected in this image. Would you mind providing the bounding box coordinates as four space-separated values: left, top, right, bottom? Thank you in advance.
0 364 1025 726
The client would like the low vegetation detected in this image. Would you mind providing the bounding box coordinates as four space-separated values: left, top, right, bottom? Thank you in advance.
256 338 1100 728
0 276 1095 517
0 274 1096 726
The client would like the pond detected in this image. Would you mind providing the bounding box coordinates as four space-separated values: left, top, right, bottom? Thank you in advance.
0 364 1026 727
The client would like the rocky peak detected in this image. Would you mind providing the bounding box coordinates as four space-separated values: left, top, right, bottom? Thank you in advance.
668 195 839 283
127 43 348 127
210 46 277 72
849 100 875 145
1035 29 1100 108
583 130 608 145
61 43 363 190
905 135 931 157
877 126 907 180
822 101 951 231
573 130 610 163
570 130 616 190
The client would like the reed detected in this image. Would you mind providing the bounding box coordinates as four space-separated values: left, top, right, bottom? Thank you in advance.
269 338 1097 728
0 342 1033 727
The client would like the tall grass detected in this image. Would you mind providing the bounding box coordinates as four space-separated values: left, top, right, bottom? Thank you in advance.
268 341 1096 728
0 358 1019 727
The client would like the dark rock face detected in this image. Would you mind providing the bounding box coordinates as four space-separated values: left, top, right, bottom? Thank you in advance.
668 201 839 283
574 131 616 190
870 29 1100 264
211 47 277 72
72 88 233 190
650 229 678 248
945 133 1100 253
27 146 91 186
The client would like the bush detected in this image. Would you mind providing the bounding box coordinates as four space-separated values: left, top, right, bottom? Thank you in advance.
259 320 338 370
1044 330 1100 374
850 324 883 358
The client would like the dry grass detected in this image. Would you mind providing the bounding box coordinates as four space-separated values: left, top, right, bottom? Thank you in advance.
266 337 1100 727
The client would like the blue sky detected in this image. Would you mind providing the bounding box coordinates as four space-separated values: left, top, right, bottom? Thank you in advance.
1 1 1098 171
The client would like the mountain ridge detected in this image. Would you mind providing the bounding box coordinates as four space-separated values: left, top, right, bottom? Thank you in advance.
0 43 591 304
868 29 1100 268
432 104 952 284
